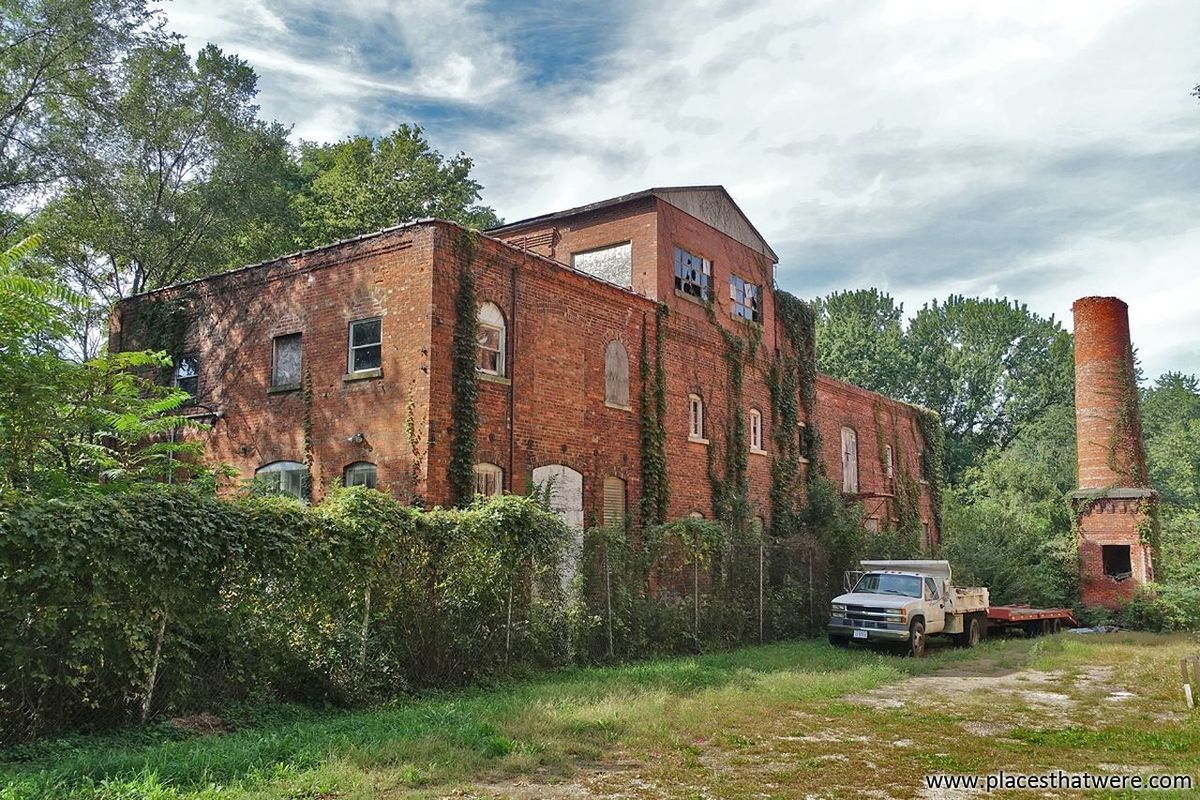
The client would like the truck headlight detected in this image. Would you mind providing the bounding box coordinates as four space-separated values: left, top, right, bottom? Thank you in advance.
831 603 846 615
886 609 907 623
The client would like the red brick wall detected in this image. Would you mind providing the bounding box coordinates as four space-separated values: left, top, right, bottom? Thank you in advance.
1076 496 1153 608
111 227 437 501
814 375 940 549
111 210 939 553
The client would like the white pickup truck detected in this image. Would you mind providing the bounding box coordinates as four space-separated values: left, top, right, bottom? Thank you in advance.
827 560 990 657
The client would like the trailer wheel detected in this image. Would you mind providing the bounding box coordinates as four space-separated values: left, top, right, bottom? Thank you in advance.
907 619 926 658
1049 618 1063 634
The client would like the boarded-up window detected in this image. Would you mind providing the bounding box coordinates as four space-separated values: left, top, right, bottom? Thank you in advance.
603 476 626 526
604 340 630 407
841 427 858 494
864 517 880 533
474 463 503 496
573 242 632 286
272 333 301 387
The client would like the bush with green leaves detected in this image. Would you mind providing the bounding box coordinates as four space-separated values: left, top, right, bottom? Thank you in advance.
0 485 572 743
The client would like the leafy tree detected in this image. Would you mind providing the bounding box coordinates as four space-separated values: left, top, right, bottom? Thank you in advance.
35 41 296 355
0 0 158 205
904 296 1073 482
0 235 203 491
813 289 910 398
1141 372 1200 511
292 125 501 248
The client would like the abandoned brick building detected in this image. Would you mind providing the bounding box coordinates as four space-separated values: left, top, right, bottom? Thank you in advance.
110 186 941 555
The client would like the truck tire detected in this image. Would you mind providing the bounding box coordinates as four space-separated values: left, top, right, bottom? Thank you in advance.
907 619 926 658
828 634 850 648
957 613 984 648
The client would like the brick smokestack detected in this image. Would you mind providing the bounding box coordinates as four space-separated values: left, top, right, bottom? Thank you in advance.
1072 296 1147 490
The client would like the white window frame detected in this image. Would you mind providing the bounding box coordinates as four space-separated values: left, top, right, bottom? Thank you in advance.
348 317 382 374
343 461 377 489
688 393 707 443
474 462 503 497
841 427 859 494
272 332 302 387
477 302 506 377
885 444 894 481
255 460 307 500
174 353 199 398
748 408 765 453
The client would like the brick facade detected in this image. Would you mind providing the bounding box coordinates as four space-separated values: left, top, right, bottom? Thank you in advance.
1070 296 1155 609
111 187 940 550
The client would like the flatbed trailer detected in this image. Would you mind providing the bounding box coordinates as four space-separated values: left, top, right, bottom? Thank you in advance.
987 604 1078 636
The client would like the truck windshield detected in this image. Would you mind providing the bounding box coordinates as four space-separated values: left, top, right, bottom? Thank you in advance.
853 573 922 598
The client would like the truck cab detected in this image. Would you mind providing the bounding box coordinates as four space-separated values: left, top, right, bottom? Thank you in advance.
827 560 989 657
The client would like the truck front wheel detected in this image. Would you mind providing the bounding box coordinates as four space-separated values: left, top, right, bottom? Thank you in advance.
907 619 926 657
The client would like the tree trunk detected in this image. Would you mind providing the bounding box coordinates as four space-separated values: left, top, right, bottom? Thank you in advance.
141 611 168 724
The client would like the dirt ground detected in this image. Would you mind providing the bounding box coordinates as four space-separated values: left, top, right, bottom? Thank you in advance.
445 635 1198 799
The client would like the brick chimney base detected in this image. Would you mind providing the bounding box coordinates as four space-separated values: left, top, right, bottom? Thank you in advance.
1073 489 1155 609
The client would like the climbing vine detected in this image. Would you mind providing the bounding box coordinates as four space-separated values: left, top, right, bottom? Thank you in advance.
1106 350 1148 486
126 296 190 381
638 303 670 526
915 407 946 534
448 230 481 507
767 291 818 536
300 366 315 502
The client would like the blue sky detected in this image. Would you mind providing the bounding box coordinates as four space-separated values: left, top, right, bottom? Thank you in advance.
164 0 1200 380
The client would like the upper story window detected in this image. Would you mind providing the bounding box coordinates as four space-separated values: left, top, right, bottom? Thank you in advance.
885 445 894 481
174 354 198 398
573 242 632 287
344 461 377 489
730 274 762 323
841 426 859 494
673 246 711 301
477 302 506 376
348 318 381 373
272 333 301 387
474 462 503 496
688 393 706 442
255 460 306 500
604 340 630 408
748 408 764 453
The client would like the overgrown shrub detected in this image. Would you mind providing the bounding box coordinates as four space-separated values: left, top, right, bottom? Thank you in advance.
1120 583 1200 631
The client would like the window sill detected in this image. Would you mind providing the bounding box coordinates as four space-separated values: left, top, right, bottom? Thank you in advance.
673 288 709 306
268 383 300 395
343 369 382 383
750 447 768 456
688 435 710 446
799 456 810 464
478 372 511 386
605 401 632 412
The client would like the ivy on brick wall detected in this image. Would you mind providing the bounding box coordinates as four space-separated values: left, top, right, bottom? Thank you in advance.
768 290 818 536
915 407 946 534
125 296 189 380
448 230 481 507
638 303 670 526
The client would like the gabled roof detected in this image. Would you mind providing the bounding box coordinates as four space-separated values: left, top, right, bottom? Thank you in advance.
488 185 778 263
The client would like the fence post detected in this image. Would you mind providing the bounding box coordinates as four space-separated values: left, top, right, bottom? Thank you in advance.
758 540 764 644
141 611 168 724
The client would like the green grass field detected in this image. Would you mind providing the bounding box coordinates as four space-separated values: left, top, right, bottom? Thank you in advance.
2 632 1197 799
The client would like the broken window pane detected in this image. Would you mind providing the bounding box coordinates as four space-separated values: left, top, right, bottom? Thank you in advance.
674 246 711 301
730 274 762 323
1102 545 1133 579
174 354 198 398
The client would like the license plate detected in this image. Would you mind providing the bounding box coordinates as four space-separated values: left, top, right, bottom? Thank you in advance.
853 629 868 640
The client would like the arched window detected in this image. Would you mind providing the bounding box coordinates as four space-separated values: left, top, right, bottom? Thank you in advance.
748 408 764 452
604 340 630 408
474 462 503 496
841 427 859 494
255 461 307 499
688 394 705 441
344 461 377 489
688 511 704 519
603 476 627 526
477 302 506 376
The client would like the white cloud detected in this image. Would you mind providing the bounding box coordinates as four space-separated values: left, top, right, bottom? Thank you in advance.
164 0 1200 377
